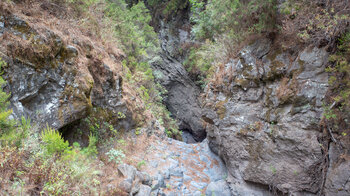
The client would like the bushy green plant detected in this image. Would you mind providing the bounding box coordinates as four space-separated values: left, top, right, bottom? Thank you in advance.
105 148 125 164
0 58 19 146
105 0 159 62
41 125 71 156
190 0 277 41
82 133 98 156
20 116 31 133
183 44 216 88
324 31 350 137
0 58 12 128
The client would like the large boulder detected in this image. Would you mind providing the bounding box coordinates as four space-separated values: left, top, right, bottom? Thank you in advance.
203 38 329 195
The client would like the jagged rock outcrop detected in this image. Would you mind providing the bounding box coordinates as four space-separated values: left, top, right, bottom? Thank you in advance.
324 143 350 196
150 17 206 142
0 10 132 131
203 39 330 195
150 54 205 142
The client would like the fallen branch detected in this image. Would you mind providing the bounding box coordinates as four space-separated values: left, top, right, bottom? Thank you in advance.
327 125 337 143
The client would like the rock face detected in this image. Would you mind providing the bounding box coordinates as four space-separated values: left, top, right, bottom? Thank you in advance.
0 11 132 131
203 39 330 195
150 18 206 142
324 143 350 196
150 54 205 142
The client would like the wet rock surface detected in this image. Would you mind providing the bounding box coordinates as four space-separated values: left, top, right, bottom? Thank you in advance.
203 39 330 195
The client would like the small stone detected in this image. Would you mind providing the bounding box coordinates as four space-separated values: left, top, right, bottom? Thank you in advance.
151 174 165 190
118 179 133 193
205 180 231 196
135 185 152 196
66 45 78 57
169 167 183 177
190 181 208 190
136 171 152 186
131 179 141 195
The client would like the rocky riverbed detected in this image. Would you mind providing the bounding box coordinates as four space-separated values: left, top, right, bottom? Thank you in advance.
115 138 230 196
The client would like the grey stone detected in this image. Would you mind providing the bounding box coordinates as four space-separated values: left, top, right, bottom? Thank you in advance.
66 45 78 58
324 143 350 196
190 181 208 190
193 191 202 196
152 174 165 190
131 179 141 195
169 167 183 177
137 171 152 186
206 180 231 196
119 178 133 193
117 164 137 181
136 185 152 196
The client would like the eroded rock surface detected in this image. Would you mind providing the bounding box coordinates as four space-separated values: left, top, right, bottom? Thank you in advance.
324 143 350 196
150 54 205 142
0 12 131 131
203 39 329 195
150 15 206 142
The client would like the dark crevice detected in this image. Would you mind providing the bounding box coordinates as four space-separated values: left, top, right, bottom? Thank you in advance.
59 119 90 148
245 180 288 196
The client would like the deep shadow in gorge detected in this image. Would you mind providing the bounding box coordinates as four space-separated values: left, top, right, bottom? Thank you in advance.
145 1 207 143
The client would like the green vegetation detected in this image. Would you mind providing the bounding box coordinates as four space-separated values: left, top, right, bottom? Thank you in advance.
106 148 125 164
101 0 181 138
184 0 277 85
324 31 350 137
0 59 101 194
0 58 16 145
190 0 277 42
183 44 216 88
41 125 71 156
148 0 189 17
137 160 146 169
0 59 24 148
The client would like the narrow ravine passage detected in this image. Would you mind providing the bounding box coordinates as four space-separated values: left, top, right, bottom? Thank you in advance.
148 6 206 143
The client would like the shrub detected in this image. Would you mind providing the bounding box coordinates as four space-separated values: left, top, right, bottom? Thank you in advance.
82 133 98 156
190 0 277 42
323 31 350 137
0 58 18 146
41 125 71 156
105 0 159 62
106 148 125 165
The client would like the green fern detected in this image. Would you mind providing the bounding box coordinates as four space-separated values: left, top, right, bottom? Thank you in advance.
41 125 71 156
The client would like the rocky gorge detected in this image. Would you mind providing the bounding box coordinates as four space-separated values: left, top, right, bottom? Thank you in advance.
0 0 350 195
